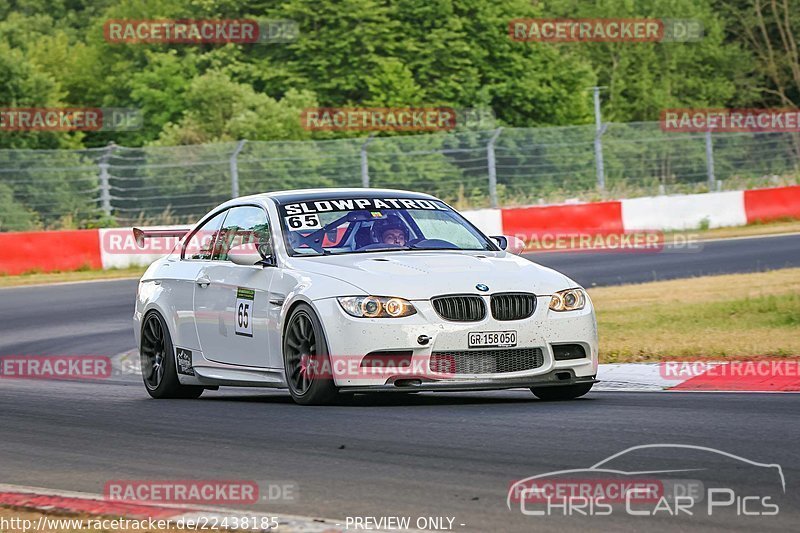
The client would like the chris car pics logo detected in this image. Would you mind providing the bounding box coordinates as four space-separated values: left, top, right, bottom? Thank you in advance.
508 444 785 518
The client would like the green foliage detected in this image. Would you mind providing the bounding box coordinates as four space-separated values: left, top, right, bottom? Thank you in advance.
0 183 38 231
0 0 793 230
0 0 773 149
545 0 750 121
155 72 318 144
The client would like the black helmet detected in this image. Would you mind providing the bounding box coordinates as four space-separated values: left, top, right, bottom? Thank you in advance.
371 215 409 243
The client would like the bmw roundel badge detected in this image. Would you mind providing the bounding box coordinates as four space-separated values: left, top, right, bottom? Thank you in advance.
476 284 489 292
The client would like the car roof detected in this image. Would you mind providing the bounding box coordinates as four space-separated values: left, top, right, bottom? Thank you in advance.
236 188 439 206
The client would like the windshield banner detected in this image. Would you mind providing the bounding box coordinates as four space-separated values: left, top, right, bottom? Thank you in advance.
281 198 447 216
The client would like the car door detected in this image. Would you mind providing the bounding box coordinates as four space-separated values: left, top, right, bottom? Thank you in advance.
166 209 228 351
193 205 275 368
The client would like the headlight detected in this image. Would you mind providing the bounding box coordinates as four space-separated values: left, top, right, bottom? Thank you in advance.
549 288 586 312
337 296 417 318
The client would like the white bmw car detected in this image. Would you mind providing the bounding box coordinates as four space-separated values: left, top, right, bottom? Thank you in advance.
134 189 598 405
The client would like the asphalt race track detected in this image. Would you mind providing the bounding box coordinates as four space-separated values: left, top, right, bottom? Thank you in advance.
1 232 799 532
524 232 800 287
0 379 798 532
0 278 139 357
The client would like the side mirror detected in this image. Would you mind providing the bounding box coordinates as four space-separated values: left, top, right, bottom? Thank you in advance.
491 235 526 255
228 243 275 267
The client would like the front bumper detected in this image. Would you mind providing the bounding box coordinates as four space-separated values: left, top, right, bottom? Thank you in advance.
313 295 598 388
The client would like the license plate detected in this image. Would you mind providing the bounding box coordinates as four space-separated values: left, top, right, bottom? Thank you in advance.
468 330 517 348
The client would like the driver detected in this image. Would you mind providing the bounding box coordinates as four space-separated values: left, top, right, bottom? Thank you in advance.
372 217 409 246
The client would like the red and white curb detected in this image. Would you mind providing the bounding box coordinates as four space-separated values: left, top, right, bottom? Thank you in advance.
0 483 391 532
111 349 141 377
596 362 800 392
594 364 676 391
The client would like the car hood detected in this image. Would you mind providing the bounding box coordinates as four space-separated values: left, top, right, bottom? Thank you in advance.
289 251 576 299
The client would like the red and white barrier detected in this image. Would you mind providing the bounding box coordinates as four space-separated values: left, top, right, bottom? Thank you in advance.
0 185 797 275
502 200 624 236
99 226 184 269
0 229 102 275
460 208 503 236
744 185 800 223
621 190 746 231
477 185 796 241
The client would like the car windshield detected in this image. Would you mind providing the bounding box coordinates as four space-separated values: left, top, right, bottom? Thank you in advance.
278 196 496 256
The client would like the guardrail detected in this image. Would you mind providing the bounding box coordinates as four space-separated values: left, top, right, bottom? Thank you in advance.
1 123 798 231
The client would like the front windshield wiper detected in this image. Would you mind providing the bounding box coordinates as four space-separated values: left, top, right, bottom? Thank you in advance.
294 249 332 257
360 245 467 252
298 246 481 256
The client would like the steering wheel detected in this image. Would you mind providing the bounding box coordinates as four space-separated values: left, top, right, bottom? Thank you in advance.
357 242 405 251
408 238 458 249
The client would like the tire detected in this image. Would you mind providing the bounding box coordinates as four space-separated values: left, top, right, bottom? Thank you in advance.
140 311 204 399
530 382 593 401
283 303 339 406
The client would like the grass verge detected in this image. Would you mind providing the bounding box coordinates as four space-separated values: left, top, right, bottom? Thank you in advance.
591 268 800 362
666 218 800 241
0 267 147 288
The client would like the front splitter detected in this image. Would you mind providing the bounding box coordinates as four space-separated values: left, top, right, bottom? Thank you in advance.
338 370 597 393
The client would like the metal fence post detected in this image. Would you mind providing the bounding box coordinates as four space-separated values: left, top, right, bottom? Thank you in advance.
98 142 115 217
230 139 247 198
592 87 607 191
487 128 503 208
705 130 716 190
360 135 374 188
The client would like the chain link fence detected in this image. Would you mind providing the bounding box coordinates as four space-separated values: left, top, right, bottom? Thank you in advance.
1 122 798 230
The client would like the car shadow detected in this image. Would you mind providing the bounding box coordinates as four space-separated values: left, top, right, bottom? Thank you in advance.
197 389 597 407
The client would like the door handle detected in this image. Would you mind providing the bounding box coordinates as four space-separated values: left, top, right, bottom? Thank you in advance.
196 276 211 288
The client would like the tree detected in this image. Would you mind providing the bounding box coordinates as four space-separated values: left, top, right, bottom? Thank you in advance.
544 0 753 120
154 71 318 144
720 0 800 107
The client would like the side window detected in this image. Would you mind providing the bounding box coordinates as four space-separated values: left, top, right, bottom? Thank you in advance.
213 206 271 262
182 210 228 260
